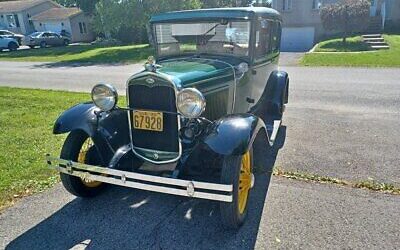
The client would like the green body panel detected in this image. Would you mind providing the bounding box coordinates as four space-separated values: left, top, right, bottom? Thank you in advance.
158 59 234 88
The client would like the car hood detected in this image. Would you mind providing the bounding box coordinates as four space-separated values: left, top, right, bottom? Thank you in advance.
158 58 235 87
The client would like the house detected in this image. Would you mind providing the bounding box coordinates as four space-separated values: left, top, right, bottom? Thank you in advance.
272 0 400 52
0 0 61 35
31 7 94 42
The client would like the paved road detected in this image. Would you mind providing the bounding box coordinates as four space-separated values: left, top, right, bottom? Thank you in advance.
0 61 139 92
0 60 399 249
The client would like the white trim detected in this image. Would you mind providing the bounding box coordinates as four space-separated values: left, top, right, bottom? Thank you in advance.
47 155 233 202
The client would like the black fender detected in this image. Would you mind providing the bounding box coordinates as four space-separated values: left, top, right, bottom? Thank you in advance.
53 103 131 167
201 114 266 156
53 103 98 136
252 70 289 121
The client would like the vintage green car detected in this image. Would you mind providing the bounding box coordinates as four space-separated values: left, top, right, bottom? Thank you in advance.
46 7 289 229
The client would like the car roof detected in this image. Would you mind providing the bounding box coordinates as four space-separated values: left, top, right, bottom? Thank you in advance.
150 7 282 23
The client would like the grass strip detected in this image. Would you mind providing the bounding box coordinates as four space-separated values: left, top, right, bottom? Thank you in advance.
301 35 400 67
274 168 400 195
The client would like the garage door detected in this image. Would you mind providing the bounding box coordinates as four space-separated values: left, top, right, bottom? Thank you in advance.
281 27 315 52
42 22 63 33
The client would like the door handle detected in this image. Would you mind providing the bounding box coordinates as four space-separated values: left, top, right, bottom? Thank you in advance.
246 97 255 104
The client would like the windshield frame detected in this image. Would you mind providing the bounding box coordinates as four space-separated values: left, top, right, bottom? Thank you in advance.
151 19 254 62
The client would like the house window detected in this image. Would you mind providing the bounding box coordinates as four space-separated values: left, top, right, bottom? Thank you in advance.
79 22 87 34
6 14 20 28
282 0 292 11
312 0 321 10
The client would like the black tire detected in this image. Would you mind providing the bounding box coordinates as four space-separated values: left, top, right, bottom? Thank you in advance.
40 41 46 48
8 42 18 51
60 130 106 197
29 45 35 49
220 146 254 229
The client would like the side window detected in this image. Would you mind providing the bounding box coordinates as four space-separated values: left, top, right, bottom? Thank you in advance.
254 19 272 60
271 22 281 53
79 22 83 34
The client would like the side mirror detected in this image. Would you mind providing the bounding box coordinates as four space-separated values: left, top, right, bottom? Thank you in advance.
220 19 228 25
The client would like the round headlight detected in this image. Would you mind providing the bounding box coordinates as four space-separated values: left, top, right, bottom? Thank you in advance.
91 84 118 112
177 88 206 118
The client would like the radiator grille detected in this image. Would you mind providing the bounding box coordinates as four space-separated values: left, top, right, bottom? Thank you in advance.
203 89 229 121
128 77 179 158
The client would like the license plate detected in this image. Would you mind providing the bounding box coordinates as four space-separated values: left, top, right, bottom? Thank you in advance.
133 110 163 132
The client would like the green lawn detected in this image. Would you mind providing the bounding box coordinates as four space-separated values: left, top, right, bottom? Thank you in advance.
302 35 400 67
313 36 371 52
0 87 92 209
0 44 154 64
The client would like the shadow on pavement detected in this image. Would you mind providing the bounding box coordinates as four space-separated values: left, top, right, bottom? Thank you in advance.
6 129 285 250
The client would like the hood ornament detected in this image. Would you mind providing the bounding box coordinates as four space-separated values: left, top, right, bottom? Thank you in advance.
144 56 161 72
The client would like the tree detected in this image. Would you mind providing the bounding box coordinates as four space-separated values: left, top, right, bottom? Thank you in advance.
92 0 202 43
320 0 370 44
92 0 126 39
54 0 99 14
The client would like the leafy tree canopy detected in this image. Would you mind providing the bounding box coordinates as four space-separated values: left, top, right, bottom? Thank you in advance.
320 0 370 43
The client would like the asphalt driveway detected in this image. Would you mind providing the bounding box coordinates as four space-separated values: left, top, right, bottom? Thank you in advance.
1 175 399 249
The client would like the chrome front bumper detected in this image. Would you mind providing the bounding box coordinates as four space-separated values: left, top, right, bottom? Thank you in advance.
46 155 233 202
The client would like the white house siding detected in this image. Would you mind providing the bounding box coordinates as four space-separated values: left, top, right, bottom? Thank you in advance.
0 1 60 35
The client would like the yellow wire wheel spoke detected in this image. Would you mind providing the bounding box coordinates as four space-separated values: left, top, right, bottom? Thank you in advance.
238 150 252 214
78 138 103 188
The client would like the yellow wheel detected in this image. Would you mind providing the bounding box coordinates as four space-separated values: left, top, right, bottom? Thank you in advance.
220 146 254 229
238 151 252 214
60 131 106 197
78 138 103 188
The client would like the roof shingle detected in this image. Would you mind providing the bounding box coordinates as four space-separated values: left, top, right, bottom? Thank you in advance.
31 7 82 21
0 0 51 13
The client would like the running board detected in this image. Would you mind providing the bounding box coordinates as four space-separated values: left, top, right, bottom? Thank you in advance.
267 120 281 146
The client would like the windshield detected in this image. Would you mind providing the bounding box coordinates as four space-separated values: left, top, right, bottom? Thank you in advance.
30 32 42 37
154 20 251 58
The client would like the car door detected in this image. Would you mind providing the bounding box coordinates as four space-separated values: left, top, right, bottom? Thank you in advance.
53 33 63 45
50 33 63 46
46 33 57 46
249 19 280 108
0 36 6 48
39 32 49 45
